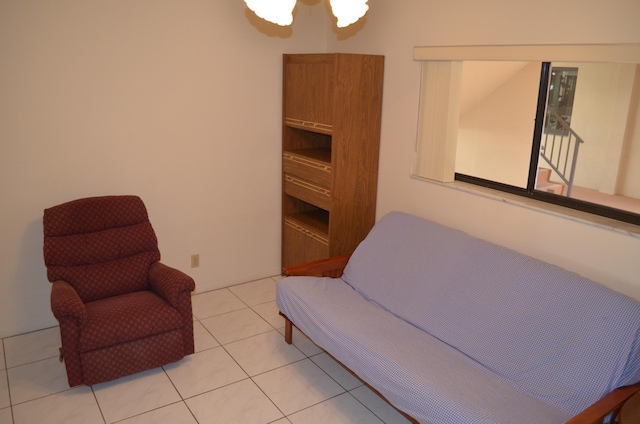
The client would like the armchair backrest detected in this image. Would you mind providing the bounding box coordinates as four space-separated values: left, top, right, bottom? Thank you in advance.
43 195 160 303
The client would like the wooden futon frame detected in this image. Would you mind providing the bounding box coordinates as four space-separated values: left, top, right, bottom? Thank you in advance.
280 254 640 424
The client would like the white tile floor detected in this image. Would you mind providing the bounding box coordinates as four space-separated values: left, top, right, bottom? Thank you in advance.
0 276 411 424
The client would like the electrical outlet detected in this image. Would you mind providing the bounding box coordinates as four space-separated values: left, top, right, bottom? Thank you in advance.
191 254 199 268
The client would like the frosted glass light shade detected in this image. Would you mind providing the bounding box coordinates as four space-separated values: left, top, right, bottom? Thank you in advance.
329 0 369 28
244 0 296 26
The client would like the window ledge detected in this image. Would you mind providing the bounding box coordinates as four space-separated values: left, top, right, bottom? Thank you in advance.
410 173 640 238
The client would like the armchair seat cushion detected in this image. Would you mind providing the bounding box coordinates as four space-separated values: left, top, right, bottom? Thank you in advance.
80 291 183 352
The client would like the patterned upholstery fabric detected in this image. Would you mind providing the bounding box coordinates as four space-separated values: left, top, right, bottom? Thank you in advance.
44 196 160 302
80 291 183 352
82 330 185 386
149 262 196 354
43 195 195 387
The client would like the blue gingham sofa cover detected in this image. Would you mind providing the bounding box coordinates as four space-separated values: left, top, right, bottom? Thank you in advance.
276 212 640 424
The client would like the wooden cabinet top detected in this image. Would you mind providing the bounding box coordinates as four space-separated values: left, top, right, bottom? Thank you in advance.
283 53 384 131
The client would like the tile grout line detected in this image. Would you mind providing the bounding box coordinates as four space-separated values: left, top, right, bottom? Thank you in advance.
89 386 108 424
3 275 399 423
304 350 396 423
192 279 309 423
211 302 289 422
1 339 16 424
185 298 285 422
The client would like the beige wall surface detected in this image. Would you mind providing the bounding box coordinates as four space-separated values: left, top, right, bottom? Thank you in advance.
619 66 640 198
0 0 328 338
566 62 636 193
456 62 540 188
326 0 640 299
2 0 640 338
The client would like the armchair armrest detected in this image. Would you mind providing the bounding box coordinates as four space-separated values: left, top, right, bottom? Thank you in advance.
282 254 351 278
566 381 640 424
50 281 86 324
149 262 195 308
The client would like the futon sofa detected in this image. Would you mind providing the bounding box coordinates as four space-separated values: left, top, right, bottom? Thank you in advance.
276 211 640 424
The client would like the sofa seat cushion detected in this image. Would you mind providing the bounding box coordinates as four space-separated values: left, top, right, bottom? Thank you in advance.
277 276 571 424
81 291 183 352
342 212 640 416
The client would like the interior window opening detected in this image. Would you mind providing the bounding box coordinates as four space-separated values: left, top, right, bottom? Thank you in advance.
452 59 640 224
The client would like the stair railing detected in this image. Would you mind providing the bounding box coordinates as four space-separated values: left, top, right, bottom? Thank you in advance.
539 107 585 197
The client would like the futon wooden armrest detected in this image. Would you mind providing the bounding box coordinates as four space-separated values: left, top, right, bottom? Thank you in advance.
565 381 640 424
282 254 352 278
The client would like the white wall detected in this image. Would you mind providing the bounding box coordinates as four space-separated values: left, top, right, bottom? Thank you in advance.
2 0 640 339
327 0 640 299
0 0 328 338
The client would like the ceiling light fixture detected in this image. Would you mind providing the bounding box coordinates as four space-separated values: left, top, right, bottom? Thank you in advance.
329 0 369 28
244 0 369 28
244 0 296 26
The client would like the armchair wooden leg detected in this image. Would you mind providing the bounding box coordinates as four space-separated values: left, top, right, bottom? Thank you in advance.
59 347 64 363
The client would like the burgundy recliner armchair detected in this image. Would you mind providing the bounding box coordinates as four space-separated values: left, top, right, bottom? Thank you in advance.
43 195 195 387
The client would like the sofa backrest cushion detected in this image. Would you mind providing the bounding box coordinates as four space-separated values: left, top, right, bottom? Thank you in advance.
342 211 640 415
43 195 160 303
